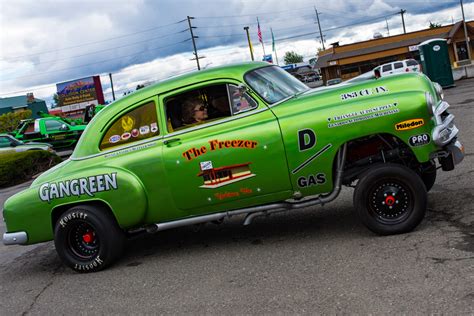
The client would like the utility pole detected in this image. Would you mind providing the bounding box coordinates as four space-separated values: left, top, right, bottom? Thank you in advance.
400 9 407 34
314 7 325 50
460 0 472 62
109 73 115 101
385 18 390 36
243 26 254 61
187 16 203 70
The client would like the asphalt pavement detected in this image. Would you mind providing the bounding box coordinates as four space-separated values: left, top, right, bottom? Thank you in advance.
0 79 472 314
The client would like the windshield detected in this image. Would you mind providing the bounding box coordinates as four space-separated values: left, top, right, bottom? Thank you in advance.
244 66 309 104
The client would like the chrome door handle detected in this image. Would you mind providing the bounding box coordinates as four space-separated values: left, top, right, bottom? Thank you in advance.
164 138 180 145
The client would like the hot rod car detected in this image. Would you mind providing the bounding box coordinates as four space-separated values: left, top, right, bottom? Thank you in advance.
2 62 463 272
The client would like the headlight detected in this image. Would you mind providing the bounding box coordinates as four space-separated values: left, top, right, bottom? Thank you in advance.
434 82 444 100
425 92 435 115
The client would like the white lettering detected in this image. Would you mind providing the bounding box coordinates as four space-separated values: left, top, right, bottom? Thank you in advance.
104 173 118 190
39 183 50 202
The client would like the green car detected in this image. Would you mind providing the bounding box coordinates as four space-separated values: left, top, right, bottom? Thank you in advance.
12 116 86 149
2 62 464 272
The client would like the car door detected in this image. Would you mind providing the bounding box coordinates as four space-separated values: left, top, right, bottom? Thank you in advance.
393 61 404 74
160 81 292 215
382 64 393 76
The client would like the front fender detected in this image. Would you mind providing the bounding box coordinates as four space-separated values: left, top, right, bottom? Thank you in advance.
3 167 147 244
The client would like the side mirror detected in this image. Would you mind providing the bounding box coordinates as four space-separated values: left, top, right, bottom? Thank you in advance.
60 124 69 131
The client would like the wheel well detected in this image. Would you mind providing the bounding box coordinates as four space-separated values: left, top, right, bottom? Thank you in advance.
341 133 418 184
51 200 117 233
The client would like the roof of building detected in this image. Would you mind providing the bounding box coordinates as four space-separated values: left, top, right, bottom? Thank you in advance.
0 95 45 110
315 20 474 69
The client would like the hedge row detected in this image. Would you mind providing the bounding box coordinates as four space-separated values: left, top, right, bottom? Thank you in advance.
0 151 62 188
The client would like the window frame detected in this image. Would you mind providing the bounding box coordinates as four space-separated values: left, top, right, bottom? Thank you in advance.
393 62 404 69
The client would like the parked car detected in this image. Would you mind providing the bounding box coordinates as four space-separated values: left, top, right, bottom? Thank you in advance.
3 62 463 272
11 117 87 149
326 78 343 86
0 133 54 154
374 59 421 77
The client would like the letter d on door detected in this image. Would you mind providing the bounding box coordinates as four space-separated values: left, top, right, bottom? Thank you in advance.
298 129 317 151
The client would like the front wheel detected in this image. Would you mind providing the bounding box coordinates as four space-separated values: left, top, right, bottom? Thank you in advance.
54 205 125 273
354 164 427 235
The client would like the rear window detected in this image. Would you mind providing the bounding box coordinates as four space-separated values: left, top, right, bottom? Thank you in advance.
406 59 419 66
394 62 403 69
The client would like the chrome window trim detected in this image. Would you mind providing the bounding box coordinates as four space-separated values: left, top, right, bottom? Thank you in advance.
70 135 164 161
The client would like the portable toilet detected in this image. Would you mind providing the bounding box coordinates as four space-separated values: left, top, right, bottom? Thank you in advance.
418 39 454 88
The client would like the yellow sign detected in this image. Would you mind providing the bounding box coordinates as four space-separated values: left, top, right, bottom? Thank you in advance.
121 116 134 131
395 118 424 131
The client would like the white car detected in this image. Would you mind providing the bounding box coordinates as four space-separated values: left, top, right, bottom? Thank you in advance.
374 59 421 77
0 134 54 154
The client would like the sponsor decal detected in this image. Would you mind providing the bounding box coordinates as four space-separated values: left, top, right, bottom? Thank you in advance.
327 102 399 128
121 116 134 131
298 129 316 151
150 122 158 133
131 129 139 138
182 139 258 161
121 132 131 140
198 163 256 189
395 118 424 131
340 86 388 101
409 133 431 147
104 142 156 158
214 188 253 200
297 173 326 188
109 135 121 143
38 173 118 203
139 125 150 135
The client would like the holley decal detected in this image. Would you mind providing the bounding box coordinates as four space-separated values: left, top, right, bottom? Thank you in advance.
39 173 118 203
182 139 258 161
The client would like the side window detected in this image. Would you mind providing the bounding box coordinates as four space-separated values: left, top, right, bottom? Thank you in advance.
0 136 11 148
382 64 392 72
406 59 418 66
45 120 63 131
227 85 258 115
165 83 257 132
394 62 404 69
100 101 159 150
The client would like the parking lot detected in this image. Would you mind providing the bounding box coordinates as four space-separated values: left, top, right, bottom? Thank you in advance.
0 79 472 314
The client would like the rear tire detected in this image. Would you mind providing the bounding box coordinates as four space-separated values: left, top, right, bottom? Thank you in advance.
354 163 427 235
54 205 125 273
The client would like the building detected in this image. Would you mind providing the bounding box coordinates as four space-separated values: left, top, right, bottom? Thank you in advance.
315 20 474 83
0 93 48 118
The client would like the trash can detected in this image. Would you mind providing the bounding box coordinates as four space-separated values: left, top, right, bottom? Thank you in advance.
418 38 455 88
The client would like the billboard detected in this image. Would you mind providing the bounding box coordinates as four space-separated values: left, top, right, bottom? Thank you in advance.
56 76 105 113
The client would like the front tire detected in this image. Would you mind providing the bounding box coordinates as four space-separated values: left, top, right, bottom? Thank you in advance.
354 164 427 235
54 205 125 273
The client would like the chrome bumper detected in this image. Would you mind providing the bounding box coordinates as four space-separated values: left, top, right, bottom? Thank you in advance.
3 231 28 245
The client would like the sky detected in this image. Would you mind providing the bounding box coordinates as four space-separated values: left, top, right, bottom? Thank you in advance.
0 0 473 106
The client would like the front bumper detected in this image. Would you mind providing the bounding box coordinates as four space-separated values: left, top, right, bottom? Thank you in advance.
3 231 28 245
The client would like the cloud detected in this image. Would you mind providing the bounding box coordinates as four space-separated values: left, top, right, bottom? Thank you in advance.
0 0 472 105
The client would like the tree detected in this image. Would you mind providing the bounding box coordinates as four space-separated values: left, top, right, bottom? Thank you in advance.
52 93 59 108
284 51 304 65
429 21 442 28
136 84 145 90
0 110 32 133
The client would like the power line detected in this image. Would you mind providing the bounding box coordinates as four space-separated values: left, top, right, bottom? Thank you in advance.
0 19 187 61
0 39 191 81
0 29 190 71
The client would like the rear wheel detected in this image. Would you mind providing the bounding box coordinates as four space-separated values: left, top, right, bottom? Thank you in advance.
354 164 427 235
54 205 125 273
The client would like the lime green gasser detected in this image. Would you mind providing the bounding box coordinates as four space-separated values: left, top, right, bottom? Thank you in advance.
3 62 462 245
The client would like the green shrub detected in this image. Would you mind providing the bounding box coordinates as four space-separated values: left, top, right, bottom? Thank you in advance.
0 151 62 188
0 110 32 133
